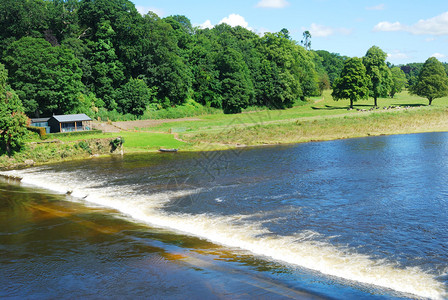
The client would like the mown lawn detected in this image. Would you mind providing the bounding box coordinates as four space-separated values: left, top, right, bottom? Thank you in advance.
119 132 186 151
39 131 186 152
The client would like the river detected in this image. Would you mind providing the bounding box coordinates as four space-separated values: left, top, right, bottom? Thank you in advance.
1 132 448 299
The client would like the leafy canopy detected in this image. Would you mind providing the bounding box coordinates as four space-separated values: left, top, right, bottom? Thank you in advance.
410 57 448 105
389 67 407 98
362 46 392 106
332 57 369 108
115 78 156 116
3 37 84 117
0 63 28 155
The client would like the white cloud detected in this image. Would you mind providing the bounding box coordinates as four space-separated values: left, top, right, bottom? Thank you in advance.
366 4 385 11
198 20 214 29
304 23 352 38
219 14 251 29
431 53 447 59
373 11 448 36
135 6 164 17
387 50 410 60
373 21 403 32
196 14 253 30
256 0 290 8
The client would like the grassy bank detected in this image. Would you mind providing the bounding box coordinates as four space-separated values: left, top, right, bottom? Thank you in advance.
0 137 124 169
181 107 448 148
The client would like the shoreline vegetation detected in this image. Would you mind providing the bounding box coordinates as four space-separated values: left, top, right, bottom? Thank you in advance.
1 90 447 170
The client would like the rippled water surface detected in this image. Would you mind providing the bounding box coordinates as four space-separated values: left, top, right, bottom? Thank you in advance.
1 132 448 299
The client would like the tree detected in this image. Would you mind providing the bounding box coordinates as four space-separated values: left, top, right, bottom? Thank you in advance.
301 30 311 50
410 57 448 105
362 46 392 107
140 13 192 106
314 50 348 86
258 31 319 107
0 0 50 41
216 46 254 113
389 67 407 98
0 64 28 155
88 20 125 110
3 37 84 117
189 29 222 108
332 57 369 109
114 78 156 116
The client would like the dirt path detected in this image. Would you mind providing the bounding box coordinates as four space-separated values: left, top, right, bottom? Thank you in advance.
112 118 201 131
92 118 201 133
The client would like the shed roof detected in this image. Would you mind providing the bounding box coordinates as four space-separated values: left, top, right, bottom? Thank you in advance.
51 114 92 123
31 118 50 123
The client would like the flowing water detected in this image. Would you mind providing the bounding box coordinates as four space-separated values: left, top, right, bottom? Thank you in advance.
1 132 448 299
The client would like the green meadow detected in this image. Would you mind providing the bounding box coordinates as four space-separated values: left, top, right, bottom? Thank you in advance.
131 90 448 150
67 90 448 151
4 89 445 170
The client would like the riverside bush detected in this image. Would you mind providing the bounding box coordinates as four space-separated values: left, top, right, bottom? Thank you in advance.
142 99 220 119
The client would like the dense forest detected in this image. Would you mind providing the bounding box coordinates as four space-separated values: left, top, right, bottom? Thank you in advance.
0 0 446 120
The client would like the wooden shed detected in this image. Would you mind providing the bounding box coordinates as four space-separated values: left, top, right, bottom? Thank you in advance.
30 117 51 134
48 114 92 133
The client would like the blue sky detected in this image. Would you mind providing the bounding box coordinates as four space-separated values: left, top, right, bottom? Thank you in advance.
131 0 448 64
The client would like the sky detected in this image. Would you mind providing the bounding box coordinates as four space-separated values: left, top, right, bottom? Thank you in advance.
131 0 448 65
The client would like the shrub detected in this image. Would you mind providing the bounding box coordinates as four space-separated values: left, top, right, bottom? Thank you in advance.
109 137 124 152
26 126 46 137
47 129 103 139
77 141 92 154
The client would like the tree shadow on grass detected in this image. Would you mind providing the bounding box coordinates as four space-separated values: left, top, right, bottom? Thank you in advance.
311 104 375 110
391 103 426 107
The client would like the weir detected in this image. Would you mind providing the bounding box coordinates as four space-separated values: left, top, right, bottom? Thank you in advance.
1 165 446 300
2 133 448 299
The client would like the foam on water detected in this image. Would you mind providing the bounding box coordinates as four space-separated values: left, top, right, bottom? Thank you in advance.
2 169 447 299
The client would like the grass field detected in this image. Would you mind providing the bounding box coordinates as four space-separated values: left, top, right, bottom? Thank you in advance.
130 90 448 151
136 90 445 135
27 90 448 154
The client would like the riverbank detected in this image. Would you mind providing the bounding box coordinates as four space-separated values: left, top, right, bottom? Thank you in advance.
181 106 448 149
1 91 447 169
0 138 124 170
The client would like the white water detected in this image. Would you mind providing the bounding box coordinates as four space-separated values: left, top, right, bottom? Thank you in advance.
2 168 447 299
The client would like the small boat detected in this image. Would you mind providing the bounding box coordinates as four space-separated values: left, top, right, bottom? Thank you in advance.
158 148 178 152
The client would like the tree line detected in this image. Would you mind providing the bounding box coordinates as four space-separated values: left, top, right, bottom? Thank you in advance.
0 0 334 118
2 0 442 120
332 46 448 108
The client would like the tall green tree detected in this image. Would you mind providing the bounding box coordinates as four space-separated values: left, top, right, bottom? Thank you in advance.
259 32 301 108
88 20 125 109
114 78 156 116
216 46 254 113
189 29 222 108
47 0 81 42
78 0 144 79
139 12 192 106
301 30 311 51
410 57 448 105
0 64 28 155
389 67 407 98
332 57 369 109
258 31 319 107
0 0 50 41
3 37 84 117
362 46 392 107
